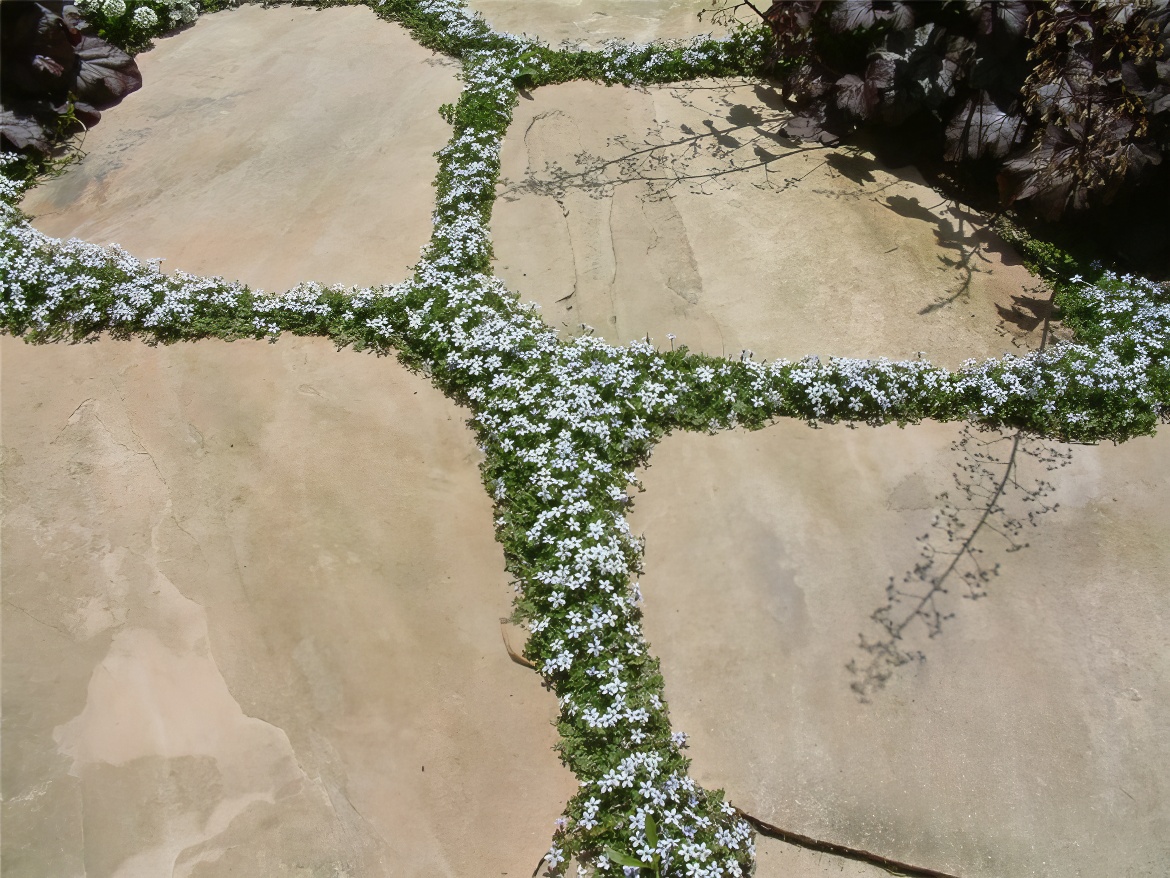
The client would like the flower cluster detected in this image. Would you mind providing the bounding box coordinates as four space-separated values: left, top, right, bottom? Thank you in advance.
3 1 1168 875
77 0 200 47
651 295 1169 444
587 28 772 86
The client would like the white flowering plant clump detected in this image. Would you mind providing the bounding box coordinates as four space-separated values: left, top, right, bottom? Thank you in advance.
76 0 201 51
3 1 1168 876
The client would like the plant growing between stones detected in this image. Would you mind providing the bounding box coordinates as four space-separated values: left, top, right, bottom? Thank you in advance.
2 1 1168 875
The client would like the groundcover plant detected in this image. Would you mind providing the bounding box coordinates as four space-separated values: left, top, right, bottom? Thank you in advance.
2 1 1168 875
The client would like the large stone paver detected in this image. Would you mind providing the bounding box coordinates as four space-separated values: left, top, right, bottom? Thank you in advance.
467 0 728 47
19 5 460 292
495 80 1046 368
1 335 576 876
632 421 1170 876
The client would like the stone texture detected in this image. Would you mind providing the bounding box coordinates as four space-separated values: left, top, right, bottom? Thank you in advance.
7 3 1166 875
632 420 1170 877
19 4 461 293
467 0 729 47
494 79 1047 368
5 10 579 874
1 335 576 877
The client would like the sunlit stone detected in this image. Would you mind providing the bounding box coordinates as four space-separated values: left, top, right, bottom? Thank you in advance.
495 79 1045 368
467 0 729 47
1 334 575 875
19 5 461 292
633 420 1170 876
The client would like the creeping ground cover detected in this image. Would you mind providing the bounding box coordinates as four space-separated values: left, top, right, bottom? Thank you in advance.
3 1 1170 875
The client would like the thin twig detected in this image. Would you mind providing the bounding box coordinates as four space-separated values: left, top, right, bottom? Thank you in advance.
736 809 961 878
502 625 536 669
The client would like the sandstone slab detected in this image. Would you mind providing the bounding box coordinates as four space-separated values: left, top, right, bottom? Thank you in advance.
19 5 461 292
633 421 1170 876
495 79 1045 368
1 335 576 876
467 0 728 47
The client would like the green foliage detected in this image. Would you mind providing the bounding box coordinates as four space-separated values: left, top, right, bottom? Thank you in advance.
737 0 1170 224
3 3 1167 875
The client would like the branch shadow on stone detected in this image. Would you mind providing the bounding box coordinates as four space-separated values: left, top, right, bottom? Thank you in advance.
846 424 1073 703
499 80 1029 316
497 80 837 203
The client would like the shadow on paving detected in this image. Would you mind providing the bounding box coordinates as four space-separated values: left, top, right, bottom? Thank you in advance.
500 80 1026 324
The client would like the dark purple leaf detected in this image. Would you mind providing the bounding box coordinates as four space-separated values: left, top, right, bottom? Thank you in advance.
1156 58 1170 87
999 127 1067 200
0 1 77 98
1105 114 1137 141
73 35 142 111
835 74 869 118
862 50 924 125
831 1 914 32
1146 88 1170 117
934 57 959 101
831 0 878 33
887 2 914 31
1114 140 1162 178
997 120 1152 218
781 111 840 145
865 53 898 93
1102 2 1139 28
1121 60 1149 96
763 0 821 36
0 105 54 153
977 1 1029 38
1001 153 1077 219
783 64 833 101
1066 18 1095 47
943 34 975 67
71 101 102 128
894 25 959 107
944 93 1025 161
1029 58 1097 121
32 2 77 69
1040 180 1079 216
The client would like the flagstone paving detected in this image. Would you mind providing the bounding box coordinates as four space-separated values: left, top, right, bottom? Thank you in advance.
634 420 1170 876
4 3 1168 877
494 78 1045 368
1 334 575 877
18 4 460 292
467 0 728 47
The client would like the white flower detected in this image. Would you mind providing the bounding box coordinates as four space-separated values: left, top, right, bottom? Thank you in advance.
546 844 565 868
4 8 1166 875
132 5 158 29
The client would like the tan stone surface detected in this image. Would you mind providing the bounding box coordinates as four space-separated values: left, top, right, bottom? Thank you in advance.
495 79 1046 368
633 421 1170 876
19 4 460 293
1 335 576 876
467 0 728 47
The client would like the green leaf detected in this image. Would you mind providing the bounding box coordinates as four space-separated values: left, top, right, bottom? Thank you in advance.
516 67 542 87
604 847 649 869
645 814 658 849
